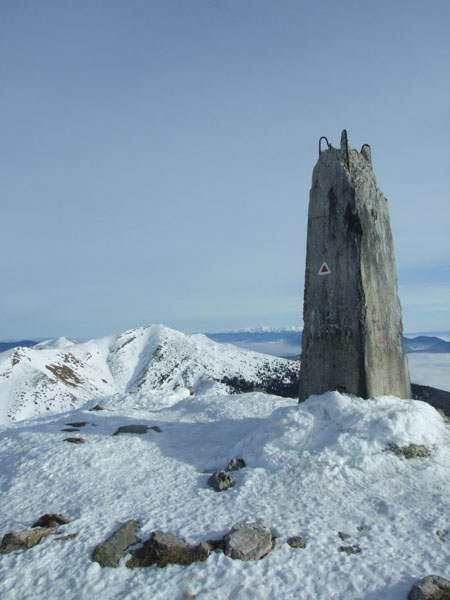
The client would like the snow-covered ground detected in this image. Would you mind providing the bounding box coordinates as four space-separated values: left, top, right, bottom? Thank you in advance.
0 390 449 599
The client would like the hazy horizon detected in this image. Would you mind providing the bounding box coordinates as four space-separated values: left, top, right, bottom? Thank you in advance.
2 1 449 340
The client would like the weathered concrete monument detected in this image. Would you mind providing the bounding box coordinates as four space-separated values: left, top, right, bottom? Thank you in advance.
299 130 411 401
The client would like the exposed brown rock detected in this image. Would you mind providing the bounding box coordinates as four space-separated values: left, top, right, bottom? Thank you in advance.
1 527 55 553
32 514 70 528
92 520 140 568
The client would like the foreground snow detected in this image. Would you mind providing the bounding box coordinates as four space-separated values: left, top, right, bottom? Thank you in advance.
0 390 449 599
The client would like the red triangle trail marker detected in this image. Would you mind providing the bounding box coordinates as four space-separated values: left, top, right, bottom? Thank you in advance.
318 262 331 275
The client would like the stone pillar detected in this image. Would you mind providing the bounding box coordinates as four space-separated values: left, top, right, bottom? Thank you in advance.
299 131 411 401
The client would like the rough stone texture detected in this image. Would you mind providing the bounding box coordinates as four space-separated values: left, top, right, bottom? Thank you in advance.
408 575 450 600
389 443 430 458
32 514 70 528
89 404 104 411
207 471 235 492
299 131 411 401
126 530 210 569
1 527 55 553
339 544 361 555
113 425 149 436
225 457 246 472
63 437 85 444
224 519 273 561
92 520 140 567
287 536 307 548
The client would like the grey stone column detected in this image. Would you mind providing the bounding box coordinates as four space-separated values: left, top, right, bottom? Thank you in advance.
299 131 411 401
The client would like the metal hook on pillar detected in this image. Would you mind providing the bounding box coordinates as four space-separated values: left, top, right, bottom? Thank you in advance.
319 136 331 156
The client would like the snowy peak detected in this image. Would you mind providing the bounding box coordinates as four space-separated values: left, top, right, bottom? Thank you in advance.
33 337 79 350
0 325 299 423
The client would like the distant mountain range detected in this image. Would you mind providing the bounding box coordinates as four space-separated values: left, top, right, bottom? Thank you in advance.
3 329 449 360
0 340 37 353
1 326 449 423
0 325 298 423
205 329 450 358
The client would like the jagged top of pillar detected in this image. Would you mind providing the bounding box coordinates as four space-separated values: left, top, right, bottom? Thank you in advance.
318 129 372 171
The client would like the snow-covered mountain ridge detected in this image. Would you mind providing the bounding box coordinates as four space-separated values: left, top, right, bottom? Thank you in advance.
0 325 298 423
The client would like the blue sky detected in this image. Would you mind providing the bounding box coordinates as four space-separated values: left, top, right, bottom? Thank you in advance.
1 0 449 339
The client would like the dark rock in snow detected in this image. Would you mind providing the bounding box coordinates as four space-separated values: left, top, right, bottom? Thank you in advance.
54 533 77 541
224 519 273 561
113 425 149 436
1 527 55 553
339 544 361 555
63 437 85 444
89 404 104 411
207 471 235 492
32 514 70 528
408 574 450 600
388 443 430 459
287 536 307 549
436 530 446 541
92 520 140 568
338 531 351 541
225 457 246 472
65 421 88 427
126 530 210 569
61 428 80 432
149 425 162 433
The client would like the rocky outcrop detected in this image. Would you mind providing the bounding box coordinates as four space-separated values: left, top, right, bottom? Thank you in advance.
113 425 149 436
1 527 55 553
92 520 140 567
287 536 307 548
207 471 235 492
126 531 210 569
339 545 361 555
388 443 430 458
225 457 246 472
223 520 273 561
408 575 450 600
31 514 70 528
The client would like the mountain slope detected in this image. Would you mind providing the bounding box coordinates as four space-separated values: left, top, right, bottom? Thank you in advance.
403 335 450 353
0 325 299 423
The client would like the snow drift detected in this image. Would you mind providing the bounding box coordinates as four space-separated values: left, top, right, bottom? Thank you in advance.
0 391 449 599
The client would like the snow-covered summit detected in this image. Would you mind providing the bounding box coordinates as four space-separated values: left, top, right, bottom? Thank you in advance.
0 324 298 423
33 337 79 350
0 390 449 599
